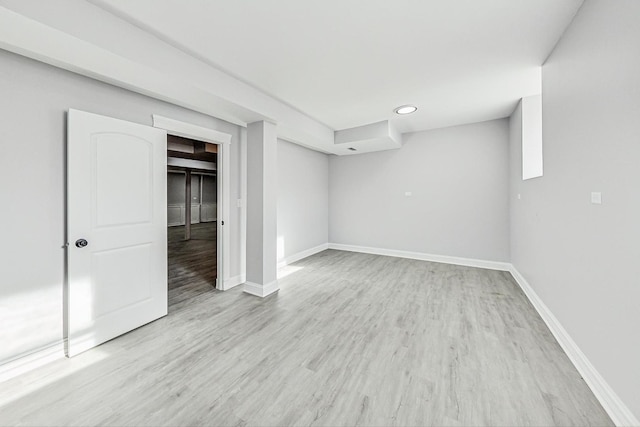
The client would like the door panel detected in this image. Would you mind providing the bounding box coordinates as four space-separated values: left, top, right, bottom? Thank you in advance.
94 134 153 227
191 204 201 224
92 244 152 318
67 109 167 357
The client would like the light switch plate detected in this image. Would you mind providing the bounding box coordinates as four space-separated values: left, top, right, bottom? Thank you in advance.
591 192 602 204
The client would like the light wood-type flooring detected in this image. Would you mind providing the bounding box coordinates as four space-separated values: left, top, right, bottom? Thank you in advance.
0 250 612 426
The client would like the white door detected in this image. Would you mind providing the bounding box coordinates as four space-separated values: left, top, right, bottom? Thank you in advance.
67 109 168 357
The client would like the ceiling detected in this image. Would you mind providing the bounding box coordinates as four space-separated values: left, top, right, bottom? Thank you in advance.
90 0 582 135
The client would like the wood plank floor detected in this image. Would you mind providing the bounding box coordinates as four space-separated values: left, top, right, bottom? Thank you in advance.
168 222 217 307
0 250 612 426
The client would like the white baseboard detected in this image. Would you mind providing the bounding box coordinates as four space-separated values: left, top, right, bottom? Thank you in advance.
278 243 329 268
328 243 511 271
0 340 65 383
244 280 279 298
509 267 639 427
220 274 245 291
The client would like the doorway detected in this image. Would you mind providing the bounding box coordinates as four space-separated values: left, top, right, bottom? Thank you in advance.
166 135 218 307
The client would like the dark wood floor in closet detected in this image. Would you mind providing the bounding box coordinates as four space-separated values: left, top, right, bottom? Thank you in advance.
168 222 217 307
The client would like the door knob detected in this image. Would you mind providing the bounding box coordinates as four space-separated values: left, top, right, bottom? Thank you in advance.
75 239 88 248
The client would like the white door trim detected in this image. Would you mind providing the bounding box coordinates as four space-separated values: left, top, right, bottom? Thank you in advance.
152 115 232 290
152 115 232 145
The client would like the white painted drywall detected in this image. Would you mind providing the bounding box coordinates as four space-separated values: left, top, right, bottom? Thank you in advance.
330 119 510 262
510 0 640 419
0 49 244 364
521 94 543 180
0 0 335 152
277 139 329 263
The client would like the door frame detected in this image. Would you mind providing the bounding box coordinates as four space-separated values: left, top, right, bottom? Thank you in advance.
152 115 231 290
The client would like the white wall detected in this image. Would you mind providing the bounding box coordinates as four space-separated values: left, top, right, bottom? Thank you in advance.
0 49 244 365
510 0 640 419
277 139 329 263
330 119 510 262
0 0 335 151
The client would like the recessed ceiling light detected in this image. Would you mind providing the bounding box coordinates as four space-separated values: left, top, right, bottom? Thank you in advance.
394 105 417 115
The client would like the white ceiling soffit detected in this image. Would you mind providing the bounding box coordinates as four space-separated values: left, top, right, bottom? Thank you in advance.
0 2 336 153
334 121 402 156
0 0 582 155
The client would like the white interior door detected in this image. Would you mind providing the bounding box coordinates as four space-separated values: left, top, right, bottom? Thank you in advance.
67 109 167 357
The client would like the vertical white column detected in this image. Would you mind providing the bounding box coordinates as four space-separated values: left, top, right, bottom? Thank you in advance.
244 121 279 297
